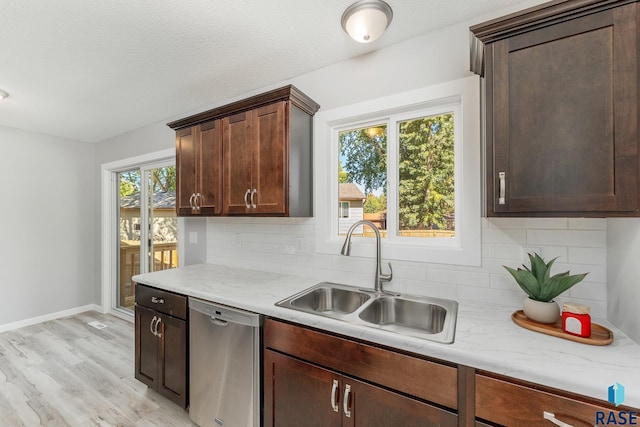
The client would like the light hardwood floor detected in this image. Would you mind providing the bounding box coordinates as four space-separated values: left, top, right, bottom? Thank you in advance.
0 312 196 426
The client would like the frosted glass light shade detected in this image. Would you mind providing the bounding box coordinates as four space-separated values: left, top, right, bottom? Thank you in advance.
0 89 8 100
341 0 393 43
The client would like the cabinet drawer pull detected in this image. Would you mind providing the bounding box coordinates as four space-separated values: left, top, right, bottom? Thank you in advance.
543 411 574 427
189 193 196 209
343 384 352 418
498 171 506 205
330 379 339 413
250 189 257 209
151 296 165 304
244 189 251 208
197 193 203 207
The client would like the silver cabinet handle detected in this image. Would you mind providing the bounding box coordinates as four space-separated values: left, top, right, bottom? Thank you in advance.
250 189 257 209
154 317 162 338
197 193 204 207
151 296 164 304
189 193 196 209
498 171 506 205
343 384 352 418
244 189 251 208
330 379 339 413
543 412 574 427
150 316 157 336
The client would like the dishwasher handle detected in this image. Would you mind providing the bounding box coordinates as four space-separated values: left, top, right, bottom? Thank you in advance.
209 317 229 327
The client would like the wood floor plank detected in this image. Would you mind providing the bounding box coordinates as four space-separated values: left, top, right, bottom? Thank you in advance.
0 312 196 427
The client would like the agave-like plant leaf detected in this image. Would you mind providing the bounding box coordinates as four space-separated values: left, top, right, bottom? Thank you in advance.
503 253 588 302
538 272 589 302
504 266 540 299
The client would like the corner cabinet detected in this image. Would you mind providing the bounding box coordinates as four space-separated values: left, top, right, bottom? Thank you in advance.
134 284 188 409
263 319 460 427
471 0 640 216
168 85 319 217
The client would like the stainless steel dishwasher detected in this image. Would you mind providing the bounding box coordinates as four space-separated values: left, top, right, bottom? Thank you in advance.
189 297 262 427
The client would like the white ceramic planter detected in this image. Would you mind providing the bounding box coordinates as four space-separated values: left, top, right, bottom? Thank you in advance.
523 297 560 324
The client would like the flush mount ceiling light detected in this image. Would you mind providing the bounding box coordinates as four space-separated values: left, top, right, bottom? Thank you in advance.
341 0 393 43
0 89 8 100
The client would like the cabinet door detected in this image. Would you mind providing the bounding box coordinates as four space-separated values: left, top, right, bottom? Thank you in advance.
264 350 341 427
252 101 287 214
157 313 187 408
134 305 158 389
488 5 638 215
223 111 253 214
198 120 222 215
345 377 457 427
176 127 197 215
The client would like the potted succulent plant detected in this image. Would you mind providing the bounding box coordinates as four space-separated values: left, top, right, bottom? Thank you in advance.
504 253 588 324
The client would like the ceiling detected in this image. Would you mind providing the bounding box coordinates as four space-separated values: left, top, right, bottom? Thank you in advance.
1 0 538 143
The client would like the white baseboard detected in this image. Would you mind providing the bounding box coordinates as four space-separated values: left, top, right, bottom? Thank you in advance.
0 304 102 334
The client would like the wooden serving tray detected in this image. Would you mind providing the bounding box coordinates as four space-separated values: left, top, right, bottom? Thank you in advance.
511 310 614 346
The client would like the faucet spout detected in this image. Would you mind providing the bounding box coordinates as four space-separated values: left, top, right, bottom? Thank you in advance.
340 220 393 293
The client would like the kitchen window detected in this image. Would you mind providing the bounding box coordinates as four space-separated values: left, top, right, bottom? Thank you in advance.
315 76 481 266
339 201 350 218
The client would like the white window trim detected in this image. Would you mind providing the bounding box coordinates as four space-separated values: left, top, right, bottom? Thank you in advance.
314 76 481 266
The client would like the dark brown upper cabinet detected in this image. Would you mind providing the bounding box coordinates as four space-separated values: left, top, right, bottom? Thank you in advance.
168 85 320 217
471 0 640 216
175 120 222 216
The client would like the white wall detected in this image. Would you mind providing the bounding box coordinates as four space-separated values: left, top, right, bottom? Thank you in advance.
606 219 640 344
0 126 96 326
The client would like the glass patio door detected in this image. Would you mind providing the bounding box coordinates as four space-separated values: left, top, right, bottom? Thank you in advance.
117 162 178 311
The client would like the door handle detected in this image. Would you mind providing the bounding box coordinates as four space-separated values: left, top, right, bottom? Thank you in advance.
244 189 251 208
330 379 339 413
543 412 574 427
250 189 257 209
189 193 196 210
149 316 157 336
343 384 352 418
498 171 506 205
154 317 162 338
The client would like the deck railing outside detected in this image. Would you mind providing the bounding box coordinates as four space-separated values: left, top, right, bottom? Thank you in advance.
119 241 178 309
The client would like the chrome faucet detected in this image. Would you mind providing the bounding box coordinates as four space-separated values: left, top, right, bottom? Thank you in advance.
340 220 393 294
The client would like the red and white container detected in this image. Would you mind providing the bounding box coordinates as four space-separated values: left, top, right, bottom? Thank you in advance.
562 302 591 338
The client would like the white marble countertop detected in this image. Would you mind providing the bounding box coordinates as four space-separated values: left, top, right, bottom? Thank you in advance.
133 263 640 408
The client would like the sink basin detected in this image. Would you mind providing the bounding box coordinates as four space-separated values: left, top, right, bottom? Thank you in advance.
277 282 372 318
359 297 448 334
276 282 458 344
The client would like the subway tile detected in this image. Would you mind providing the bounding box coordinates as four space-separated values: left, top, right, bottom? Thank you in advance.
524 218 568 229
568 247 606 265
568 218 607 230
526 229 606 247
482 227 527 244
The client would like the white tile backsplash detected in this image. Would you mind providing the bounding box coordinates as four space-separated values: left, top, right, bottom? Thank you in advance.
206 217 608 317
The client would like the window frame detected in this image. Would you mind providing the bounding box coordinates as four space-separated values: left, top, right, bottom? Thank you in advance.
314 76 481 266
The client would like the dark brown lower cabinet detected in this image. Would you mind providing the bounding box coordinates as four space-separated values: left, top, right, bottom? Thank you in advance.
135 286 188 409
264 319 458 427
264 350 457 427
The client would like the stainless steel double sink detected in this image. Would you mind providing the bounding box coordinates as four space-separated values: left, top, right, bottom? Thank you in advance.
276 282 458 344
